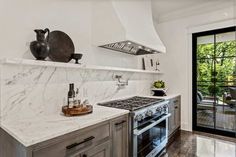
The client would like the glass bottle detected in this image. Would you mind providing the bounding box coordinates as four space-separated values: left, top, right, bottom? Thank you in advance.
68 83 75 108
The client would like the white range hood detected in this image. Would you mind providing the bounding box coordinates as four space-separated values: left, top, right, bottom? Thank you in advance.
92 0 166 55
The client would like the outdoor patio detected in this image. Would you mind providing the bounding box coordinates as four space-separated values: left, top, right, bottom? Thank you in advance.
197 105 236 132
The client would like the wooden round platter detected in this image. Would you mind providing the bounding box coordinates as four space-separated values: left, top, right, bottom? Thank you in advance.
62 105 93 117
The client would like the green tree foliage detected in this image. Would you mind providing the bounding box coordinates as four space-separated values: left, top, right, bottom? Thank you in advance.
197 40 236 97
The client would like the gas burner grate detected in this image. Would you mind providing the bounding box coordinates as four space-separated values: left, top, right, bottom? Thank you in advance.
98 96 164 111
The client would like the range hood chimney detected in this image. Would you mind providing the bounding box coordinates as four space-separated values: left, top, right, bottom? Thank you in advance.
92 0 166 55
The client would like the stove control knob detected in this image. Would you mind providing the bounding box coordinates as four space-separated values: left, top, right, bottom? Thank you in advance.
156 107 162 113
146 110 153 117
163 105 168 112
135 114 143 121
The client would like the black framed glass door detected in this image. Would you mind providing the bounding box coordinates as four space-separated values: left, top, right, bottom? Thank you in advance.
192 26 236 137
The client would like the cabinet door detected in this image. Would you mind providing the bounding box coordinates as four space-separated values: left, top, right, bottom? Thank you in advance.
174 97 181 129
112 116 128 157
168 101 175 136
80 141 111 157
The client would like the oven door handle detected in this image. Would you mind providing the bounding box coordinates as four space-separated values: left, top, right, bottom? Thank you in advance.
133 113 171 136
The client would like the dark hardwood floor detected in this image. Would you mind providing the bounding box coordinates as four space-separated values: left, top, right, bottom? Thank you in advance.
162 131 236 157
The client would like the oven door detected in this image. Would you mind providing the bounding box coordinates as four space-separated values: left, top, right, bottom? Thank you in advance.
133 113 171 157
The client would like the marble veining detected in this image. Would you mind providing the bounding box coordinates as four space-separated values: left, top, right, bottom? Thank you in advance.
1 106 129 147
0 60 159 146
1 63 157 121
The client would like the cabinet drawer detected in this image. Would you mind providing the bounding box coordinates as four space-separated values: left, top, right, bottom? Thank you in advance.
79 140 111 157
33 123 110 157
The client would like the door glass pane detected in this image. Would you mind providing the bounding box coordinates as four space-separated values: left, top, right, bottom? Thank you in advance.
216 32 236 57
196 35 215 129
197 80 215 128
215 31 236 133
197 59 214 82
215 58 236 82
195 29 236 136
197 35 214 59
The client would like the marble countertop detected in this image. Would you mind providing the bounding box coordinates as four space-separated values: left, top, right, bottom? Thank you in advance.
1 105 129 147
0 94 180 147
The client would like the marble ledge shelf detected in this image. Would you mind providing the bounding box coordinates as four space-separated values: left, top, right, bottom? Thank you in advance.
0 58 164 74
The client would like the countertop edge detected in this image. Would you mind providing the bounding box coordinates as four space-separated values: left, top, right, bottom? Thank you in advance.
1 110 129 147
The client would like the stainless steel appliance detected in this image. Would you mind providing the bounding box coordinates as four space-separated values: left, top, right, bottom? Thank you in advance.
92 1 166 55
100 41 160 55
98 96 170 157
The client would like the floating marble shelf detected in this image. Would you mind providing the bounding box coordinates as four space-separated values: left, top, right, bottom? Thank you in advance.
0 58 163 74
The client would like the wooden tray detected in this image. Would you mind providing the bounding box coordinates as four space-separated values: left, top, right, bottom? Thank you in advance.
62 105 93 117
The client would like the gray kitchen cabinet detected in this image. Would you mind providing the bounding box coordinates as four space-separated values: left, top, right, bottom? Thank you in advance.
174 98 181 129
111 115 129 157
168 103 175 136
168 96 181 137
0 114 129 157
33 123 110 157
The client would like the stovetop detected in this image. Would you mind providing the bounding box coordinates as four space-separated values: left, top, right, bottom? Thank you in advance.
98 96 164 111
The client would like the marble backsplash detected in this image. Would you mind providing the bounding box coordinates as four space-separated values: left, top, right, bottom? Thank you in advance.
0 63 158 122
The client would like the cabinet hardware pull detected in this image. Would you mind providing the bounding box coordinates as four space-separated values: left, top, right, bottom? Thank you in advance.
115 120 126 126
174 100 178 103
66 136 95 150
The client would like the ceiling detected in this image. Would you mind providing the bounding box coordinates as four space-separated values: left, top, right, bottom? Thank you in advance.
151 0 235 23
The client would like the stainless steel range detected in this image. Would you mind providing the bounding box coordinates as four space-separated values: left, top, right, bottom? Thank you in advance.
98 96 170 157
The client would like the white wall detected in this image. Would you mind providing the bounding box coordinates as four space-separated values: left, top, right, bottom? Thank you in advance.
154 5 235 131
2 0 235 131
0 0 165 127
0 0 138 68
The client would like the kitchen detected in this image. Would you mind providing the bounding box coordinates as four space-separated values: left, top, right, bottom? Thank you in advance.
0 0 235 157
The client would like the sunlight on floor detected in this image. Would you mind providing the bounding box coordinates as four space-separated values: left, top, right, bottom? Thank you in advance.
163 131 236 157
196 136 235 157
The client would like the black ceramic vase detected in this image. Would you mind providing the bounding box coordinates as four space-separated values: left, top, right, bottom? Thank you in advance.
30 28 50 60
